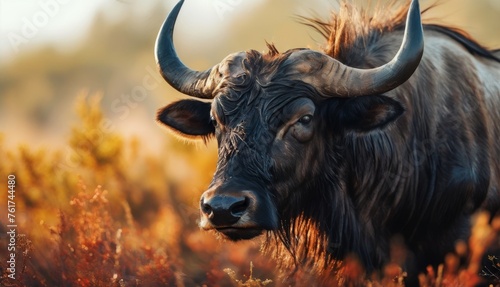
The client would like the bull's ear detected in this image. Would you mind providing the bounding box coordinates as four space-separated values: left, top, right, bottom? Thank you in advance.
338 95 404 132
157 99 215 139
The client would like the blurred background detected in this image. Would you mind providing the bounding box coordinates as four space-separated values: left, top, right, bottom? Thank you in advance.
0 0 499 286
1 0 500 149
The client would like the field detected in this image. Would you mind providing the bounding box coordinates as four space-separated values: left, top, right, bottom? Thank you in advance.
1 1 500 286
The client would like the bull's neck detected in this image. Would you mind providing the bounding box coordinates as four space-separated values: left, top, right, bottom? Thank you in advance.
278 163 387 273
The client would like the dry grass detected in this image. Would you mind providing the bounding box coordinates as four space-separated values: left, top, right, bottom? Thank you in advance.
224 262 273 287
1 93 500 286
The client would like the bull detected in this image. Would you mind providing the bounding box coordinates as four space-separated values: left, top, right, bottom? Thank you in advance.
154 0 500 280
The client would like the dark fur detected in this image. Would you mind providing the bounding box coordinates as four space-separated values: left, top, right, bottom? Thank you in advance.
157 0 500 282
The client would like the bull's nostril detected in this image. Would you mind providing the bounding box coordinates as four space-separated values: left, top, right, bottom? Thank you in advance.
230 197 249 216
201 202 213 216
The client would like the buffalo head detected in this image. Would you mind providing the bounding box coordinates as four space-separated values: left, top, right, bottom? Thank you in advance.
155 0 423 241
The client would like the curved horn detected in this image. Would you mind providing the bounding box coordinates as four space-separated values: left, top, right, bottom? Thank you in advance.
155 0 215 98
289 0 424 97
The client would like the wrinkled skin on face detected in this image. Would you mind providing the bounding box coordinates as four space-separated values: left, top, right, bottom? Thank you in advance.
157 50 404 241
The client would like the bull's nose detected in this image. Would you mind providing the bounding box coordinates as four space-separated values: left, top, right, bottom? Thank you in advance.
200 195 249 226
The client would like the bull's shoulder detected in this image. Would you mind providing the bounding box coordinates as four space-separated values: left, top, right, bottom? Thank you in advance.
422 24 500 63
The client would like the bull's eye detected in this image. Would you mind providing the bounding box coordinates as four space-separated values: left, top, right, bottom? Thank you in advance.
210 115 217 127
298 115 313 125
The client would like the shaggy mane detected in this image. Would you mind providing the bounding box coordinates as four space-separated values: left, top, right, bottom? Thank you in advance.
303 0 410 60
297 0 500 64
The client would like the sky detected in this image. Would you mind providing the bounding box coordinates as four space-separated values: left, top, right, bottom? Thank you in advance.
1 0 106 57
3 0 499 60
0 0 271 60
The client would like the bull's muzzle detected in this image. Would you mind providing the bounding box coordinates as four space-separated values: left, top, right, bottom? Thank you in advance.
201 194 249 226
199 184 277 240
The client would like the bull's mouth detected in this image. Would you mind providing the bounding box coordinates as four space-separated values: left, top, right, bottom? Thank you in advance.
215 227 264 241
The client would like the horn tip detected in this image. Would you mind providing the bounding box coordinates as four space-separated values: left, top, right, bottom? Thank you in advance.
155 0 186 65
